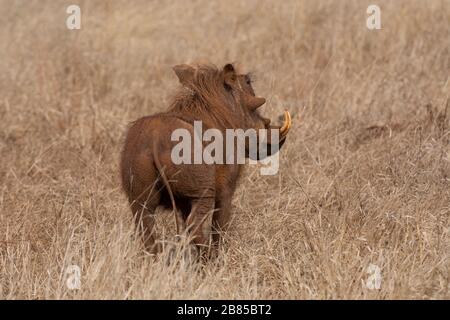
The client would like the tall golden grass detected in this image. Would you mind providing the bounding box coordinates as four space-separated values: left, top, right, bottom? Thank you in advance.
0 0 449 299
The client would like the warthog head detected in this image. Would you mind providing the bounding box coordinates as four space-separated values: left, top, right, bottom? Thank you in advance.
172 63 291 160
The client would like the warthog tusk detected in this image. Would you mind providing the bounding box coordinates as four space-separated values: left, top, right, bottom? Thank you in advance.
280 110 292 138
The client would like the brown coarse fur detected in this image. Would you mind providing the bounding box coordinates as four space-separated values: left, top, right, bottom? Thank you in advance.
120 63 287 255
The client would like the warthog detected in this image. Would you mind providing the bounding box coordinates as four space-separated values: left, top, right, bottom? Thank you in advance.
120 63 291 255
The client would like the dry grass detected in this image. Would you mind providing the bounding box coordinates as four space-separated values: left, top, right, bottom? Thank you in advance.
0 0 449 299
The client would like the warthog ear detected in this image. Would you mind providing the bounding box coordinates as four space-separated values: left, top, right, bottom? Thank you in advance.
223 63 237 88
173 64 195 87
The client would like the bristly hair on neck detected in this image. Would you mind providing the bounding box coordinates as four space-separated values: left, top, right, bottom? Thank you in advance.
168 64 246 130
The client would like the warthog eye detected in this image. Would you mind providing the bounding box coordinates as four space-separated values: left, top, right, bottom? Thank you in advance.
245 76 252 85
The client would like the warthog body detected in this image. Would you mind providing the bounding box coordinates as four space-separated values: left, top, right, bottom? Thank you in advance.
120 63 291 254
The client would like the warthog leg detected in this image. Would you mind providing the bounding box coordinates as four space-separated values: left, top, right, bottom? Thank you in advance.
186 196 215 254
212 192 233 246
131 201 161 254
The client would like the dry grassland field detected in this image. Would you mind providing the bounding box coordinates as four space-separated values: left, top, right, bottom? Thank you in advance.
0 0 449 300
